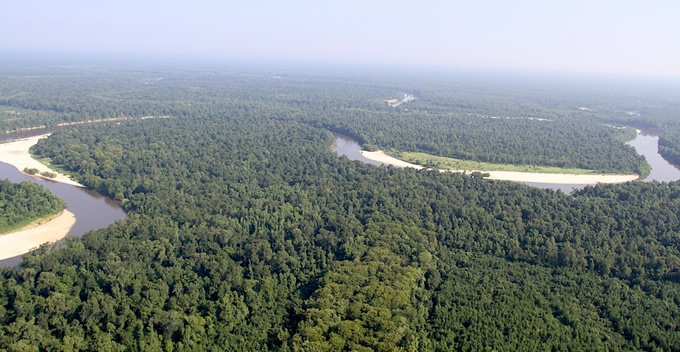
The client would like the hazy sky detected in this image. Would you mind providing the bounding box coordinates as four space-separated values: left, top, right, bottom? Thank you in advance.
2 0 679 77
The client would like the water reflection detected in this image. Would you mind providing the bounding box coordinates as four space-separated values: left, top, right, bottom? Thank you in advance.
332 132 383 166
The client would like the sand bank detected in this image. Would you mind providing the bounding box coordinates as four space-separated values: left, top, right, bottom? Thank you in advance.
0 134 83 187
482 171 638 184
360 150 425 169
0 210 76 260
360 149 638 184
4 115 171 134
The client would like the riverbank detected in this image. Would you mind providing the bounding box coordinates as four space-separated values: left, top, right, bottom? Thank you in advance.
3 115 170 135
0 210 76 260
0 134 84 187
361 150 425 169
360 149 639 184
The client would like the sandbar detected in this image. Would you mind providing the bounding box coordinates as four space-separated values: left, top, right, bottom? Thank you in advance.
360 149 638 184
0 134 84 187
0 210 76 260
361 150 425 170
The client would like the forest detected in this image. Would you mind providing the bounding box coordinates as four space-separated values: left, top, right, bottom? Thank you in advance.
0 62 680 350
0 65 669 174
0 180 64 234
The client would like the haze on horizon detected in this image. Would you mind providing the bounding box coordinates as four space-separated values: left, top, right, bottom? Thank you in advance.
1 0 679 78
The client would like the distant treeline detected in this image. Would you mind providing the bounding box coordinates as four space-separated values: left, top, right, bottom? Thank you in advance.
1 66 666 173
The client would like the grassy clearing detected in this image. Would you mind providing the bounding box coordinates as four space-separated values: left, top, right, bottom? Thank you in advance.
30 153 73 176
394 151 620 175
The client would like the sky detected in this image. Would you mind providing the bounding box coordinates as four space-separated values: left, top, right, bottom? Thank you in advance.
1 0 679 77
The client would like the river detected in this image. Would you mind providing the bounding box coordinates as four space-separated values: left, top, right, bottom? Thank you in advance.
0 133 126 267
626 133 680 182
332 131 680 191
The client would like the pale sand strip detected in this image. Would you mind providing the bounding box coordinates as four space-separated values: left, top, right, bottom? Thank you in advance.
483 171 639 184
4 115 170 134
360 150 638 184
0 210 76 260
0 134 84 187
361 150 425 169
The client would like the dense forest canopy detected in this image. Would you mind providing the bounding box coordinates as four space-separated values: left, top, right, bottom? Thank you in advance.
0 61 680 350
0 180 64 234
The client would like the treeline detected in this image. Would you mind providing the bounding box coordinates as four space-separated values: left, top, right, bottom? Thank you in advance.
0 64 656 173
0 180 64 234
660 130 680 166
1 116 675 350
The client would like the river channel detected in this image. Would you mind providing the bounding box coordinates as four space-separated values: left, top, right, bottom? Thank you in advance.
626 133 680 182
332 132 680 192
0 132 126 267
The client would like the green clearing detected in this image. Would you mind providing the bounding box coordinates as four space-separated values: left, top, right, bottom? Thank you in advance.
394 150 635 175
30 153 74 177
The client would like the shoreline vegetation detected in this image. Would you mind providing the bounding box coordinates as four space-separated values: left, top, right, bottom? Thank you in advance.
0 209 75 260
398 150 616 174
361 149 640 184
0 134 84 187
